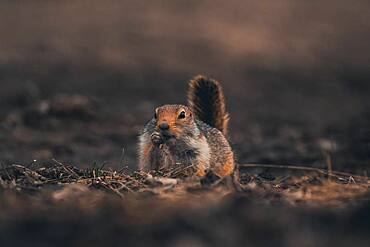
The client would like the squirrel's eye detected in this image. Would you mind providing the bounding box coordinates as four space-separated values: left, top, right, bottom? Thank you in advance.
178 111 186 119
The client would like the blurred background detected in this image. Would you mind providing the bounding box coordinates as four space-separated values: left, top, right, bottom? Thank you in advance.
0 0 369 173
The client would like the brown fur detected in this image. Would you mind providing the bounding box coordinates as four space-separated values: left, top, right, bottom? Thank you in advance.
138 76 234 180
214 155 234 177
154 105 193 137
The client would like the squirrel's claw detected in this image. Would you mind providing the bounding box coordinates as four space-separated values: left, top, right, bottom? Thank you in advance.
151 132 163 145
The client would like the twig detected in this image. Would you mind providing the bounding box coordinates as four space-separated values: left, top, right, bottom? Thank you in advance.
238 163 370 181
108 180 134 193
12 164 46 181
0 163 12 181
52 159 80 179
325 153 333 180
165 164 195 177
119 147 125 168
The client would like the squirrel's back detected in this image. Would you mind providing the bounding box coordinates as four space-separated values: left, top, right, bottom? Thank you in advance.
138 75 234 178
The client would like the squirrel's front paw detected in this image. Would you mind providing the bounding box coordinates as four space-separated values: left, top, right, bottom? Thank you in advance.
151 132 163 145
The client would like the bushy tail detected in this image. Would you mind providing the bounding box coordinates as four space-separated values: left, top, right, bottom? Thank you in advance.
187 75 229 136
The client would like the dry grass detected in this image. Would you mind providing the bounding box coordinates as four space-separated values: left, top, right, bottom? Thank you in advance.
236 163 369 207
1 160 369 209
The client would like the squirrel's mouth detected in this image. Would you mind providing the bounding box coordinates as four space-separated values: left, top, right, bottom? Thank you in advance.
160 131 176 140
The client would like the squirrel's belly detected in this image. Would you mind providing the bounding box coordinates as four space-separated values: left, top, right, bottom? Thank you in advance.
154 143 210 177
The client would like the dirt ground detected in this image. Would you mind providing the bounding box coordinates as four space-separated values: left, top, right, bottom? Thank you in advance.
1 1 370 246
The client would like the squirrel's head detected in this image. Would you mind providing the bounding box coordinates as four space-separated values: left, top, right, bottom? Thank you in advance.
153 104 196 140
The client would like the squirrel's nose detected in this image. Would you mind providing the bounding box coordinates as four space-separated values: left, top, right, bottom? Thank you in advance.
159 122 169 131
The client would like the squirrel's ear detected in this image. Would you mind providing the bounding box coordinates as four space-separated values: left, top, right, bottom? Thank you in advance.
154 108 158 119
